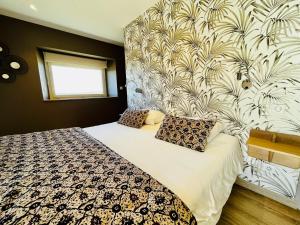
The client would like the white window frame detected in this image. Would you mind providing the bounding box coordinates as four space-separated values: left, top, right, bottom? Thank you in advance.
43 52 108 100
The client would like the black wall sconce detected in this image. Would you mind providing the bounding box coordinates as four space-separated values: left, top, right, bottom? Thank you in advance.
0 42 28 83
135 88 143 94
237 71 242 80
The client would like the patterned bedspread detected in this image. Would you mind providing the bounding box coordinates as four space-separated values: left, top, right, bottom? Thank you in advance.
0 128 196 225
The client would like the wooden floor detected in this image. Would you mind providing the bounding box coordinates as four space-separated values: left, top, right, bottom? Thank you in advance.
218 185 300 225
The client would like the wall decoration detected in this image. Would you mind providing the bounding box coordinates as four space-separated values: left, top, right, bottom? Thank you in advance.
0 42 28 82
124 0 300 199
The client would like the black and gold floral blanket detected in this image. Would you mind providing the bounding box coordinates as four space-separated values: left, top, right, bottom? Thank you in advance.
0 128 196 225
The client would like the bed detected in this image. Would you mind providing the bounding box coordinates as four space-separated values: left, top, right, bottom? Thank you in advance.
0 122 242 225
84 122 243 225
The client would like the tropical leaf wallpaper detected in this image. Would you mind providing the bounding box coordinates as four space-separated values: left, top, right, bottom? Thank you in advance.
124 0 300 199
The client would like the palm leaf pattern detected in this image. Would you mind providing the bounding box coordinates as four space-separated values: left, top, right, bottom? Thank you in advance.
124 0 300 199
206 0 232 21
252 0 292 21
217 10 256 45
227 43 266 79
166 26 190 47
200 35 235 64
148 0 165 19
263 5 300 35
177 0 201 28
176 55 200 78
237 0 256 9
278 37 300 57
203 60 228 84
213 76 245 105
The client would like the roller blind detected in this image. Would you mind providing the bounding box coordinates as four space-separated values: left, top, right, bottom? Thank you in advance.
43 52 107 69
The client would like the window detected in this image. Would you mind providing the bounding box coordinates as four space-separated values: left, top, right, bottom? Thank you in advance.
43 52 107 100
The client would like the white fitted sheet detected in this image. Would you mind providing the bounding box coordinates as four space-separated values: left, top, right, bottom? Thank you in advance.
84 122 243 225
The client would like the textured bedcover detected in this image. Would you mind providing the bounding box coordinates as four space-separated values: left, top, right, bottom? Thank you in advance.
0 128 196 225
85 123 243 225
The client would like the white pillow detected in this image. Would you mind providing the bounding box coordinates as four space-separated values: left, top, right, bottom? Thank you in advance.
207 122 224 143
144 110 165 125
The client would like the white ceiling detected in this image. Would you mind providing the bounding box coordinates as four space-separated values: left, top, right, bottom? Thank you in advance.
0 0 158 46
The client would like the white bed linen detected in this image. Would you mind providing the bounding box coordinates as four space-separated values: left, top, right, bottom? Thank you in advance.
84 122 243 225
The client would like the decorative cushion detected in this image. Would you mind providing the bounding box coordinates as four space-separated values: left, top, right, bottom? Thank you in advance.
184 116 224 143
145 110 165 125
155 115 216 152
118 109 149 128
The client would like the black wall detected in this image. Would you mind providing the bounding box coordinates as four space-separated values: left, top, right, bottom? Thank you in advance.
0 15 127 136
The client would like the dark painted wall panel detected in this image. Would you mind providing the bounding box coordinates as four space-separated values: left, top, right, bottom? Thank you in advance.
0 15 127 136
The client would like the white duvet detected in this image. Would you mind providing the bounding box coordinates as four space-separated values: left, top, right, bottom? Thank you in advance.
84 122 243 225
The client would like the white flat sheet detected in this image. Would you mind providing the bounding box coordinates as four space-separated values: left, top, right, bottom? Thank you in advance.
84 122 243 225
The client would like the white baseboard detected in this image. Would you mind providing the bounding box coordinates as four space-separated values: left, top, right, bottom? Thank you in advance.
235 178 299 209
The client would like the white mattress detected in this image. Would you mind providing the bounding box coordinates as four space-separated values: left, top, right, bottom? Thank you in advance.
84 122 243 225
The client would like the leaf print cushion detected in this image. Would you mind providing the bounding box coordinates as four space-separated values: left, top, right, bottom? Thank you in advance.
155 115 216 152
